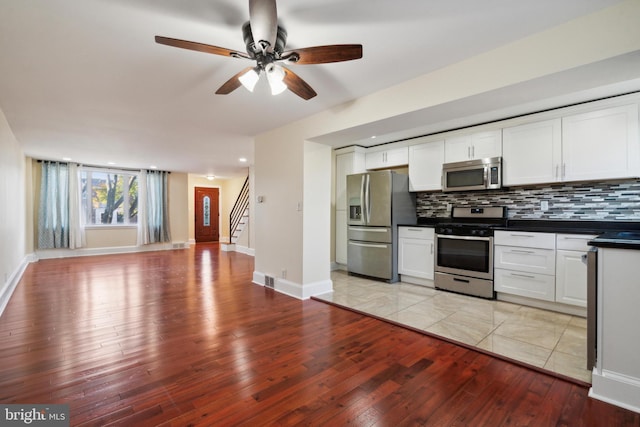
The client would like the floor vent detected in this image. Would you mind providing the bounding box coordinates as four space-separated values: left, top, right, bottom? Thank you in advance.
265 276 275 288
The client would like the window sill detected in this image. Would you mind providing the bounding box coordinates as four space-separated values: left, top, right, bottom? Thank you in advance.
84 225 138 230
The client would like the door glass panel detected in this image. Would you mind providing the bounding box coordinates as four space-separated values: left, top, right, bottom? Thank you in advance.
203 196 210 227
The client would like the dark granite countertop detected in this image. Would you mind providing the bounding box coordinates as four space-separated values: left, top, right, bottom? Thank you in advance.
588 231 640 250
405 218 640 249
499 220 640 235
412 218 640 233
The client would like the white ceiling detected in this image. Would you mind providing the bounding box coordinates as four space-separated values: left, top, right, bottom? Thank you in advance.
0 0 636 178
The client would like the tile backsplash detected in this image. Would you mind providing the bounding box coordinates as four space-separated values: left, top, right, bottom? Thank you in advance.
416 179 640 221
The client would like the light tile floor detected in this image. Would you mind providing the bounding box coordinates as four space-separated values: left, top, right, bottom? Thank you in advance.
315 270 591 383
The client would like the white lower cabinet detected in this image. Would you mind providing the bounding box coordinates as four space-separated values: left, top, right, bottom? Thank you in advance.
555 234 596 307
494 231 595 310
494 231 556 301
398 227 434 281
494 269 556 301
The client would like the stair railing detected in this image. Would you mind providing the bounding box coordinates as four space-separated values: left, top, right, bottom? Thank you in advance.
229 176 249 243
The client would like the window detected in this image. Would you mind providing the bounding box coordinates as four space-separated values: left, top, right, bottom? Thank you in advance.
81 169 138 225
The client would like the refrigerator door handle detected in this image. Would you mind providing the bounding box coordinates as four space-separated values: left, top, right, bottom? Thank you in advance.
365 174 371 224
359 175 366 225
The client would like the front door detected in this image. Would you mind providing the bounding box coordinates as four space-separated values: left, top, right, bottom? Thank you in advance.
195 187 219 243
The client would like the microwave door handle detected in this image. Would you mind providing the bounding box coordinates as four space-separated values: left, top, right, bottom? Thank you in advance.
484 166 489 187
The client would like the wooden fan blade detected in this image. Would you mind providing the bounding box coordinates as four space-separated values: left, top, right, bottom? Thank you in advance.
249 0 278 52
215 67 255 95
283 45 363 65
283 68 317 100
155 36 248 58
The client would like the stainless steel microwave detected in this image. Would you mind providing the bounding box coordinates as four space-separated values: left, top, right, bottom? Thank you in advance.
442 157 502 192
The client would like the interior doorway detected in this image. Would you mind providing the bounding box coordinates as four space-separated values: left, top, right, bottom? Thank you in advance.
195 187 220 243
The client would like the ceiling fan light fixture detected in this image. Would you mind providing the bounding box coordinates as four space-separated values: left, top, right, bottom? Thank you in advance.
239 67 260 92
266 63 287 95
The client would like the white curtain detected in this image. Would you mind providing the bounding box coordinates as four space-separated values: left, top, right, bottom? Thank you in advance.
38 161 85 249
68 163 85 249
38 161 70 249
136 170 148 245
137 170 171 245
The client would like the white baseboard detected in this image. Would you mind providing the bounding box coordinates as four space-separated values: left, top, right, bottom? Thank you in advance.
590 368 640 414
235 245 255 256
252 270 332 300
0 254 36 317
36 242 185 260
399 275 435 288
331 262 347 271
220 242 235 252
497 292 587 317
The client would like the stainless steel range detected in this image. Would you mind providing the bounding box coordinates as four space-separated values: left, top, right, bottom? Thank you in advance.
434 206 507 299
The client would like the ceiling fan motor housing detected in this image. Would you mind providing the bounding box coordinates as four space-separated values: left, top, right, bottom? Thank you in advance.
242 22 287 59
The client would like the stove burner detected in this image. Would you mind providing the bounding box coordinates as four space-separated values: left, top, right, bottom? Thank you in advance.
435 206 507 237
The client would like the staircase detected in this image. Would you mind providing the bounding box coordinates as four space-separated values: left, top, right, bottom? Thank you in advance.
223 176 249 251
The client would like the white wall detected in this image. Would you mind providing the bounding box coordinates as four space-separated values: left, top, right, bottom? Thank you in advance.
253 130 305 295
302 141 332 296
0 107 28 314
252 1 640 300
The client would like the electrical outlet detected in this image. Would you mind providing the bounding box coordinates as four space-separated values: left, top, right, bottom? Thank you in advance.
541 201 549 211
281 269 287 279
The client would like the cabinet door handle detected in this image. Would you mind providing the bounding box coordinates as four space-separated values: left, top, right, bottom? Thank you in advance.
407 228 423 232
430 243 434 255
562 163 566 179
511 273 535 279
509 234 535 238
468 146 471 158
555 165 559 179
472 145 475 158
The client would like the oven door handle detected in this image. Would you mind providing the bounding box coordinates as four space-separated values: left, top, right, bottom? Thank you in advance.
436 234 492 242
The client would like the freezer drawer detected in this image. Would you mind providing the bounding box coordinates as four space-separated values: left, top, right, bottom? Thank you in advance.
347 240 392 280
348 226 392 244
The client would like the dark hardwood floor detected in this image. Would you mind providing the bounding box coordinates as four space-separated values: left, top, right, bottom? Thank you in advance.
1 244 638 426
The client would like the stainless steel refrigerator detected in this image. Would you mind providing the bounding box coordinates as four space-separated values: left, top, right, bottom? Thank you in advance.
346 170 416 282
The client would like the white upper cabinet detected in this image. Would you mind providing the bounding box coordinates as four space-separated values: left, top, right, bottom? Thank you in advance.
444 130 502 163
562 104 640 182
502 103 640 186
365 146 408 170
503 119 562 186
408 139 445 192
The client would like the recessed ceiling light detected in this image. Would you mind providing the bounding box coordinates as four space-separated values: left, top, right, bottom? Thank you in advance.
371 136 377 139
107 162 116 165
239 157 247 163
206 175 215 181
62 157 72 161
150 165 157 169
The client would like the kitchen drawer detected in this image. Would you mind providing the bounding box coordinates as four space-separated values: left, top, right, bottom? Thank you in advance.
494 245 556 275
494 268 555 301
398 226 434 240
556 233 597 251
494 230 556 249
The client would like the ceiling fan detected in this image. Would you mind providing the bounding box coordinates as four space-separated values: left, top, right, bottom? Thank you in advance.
155 0 363 100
